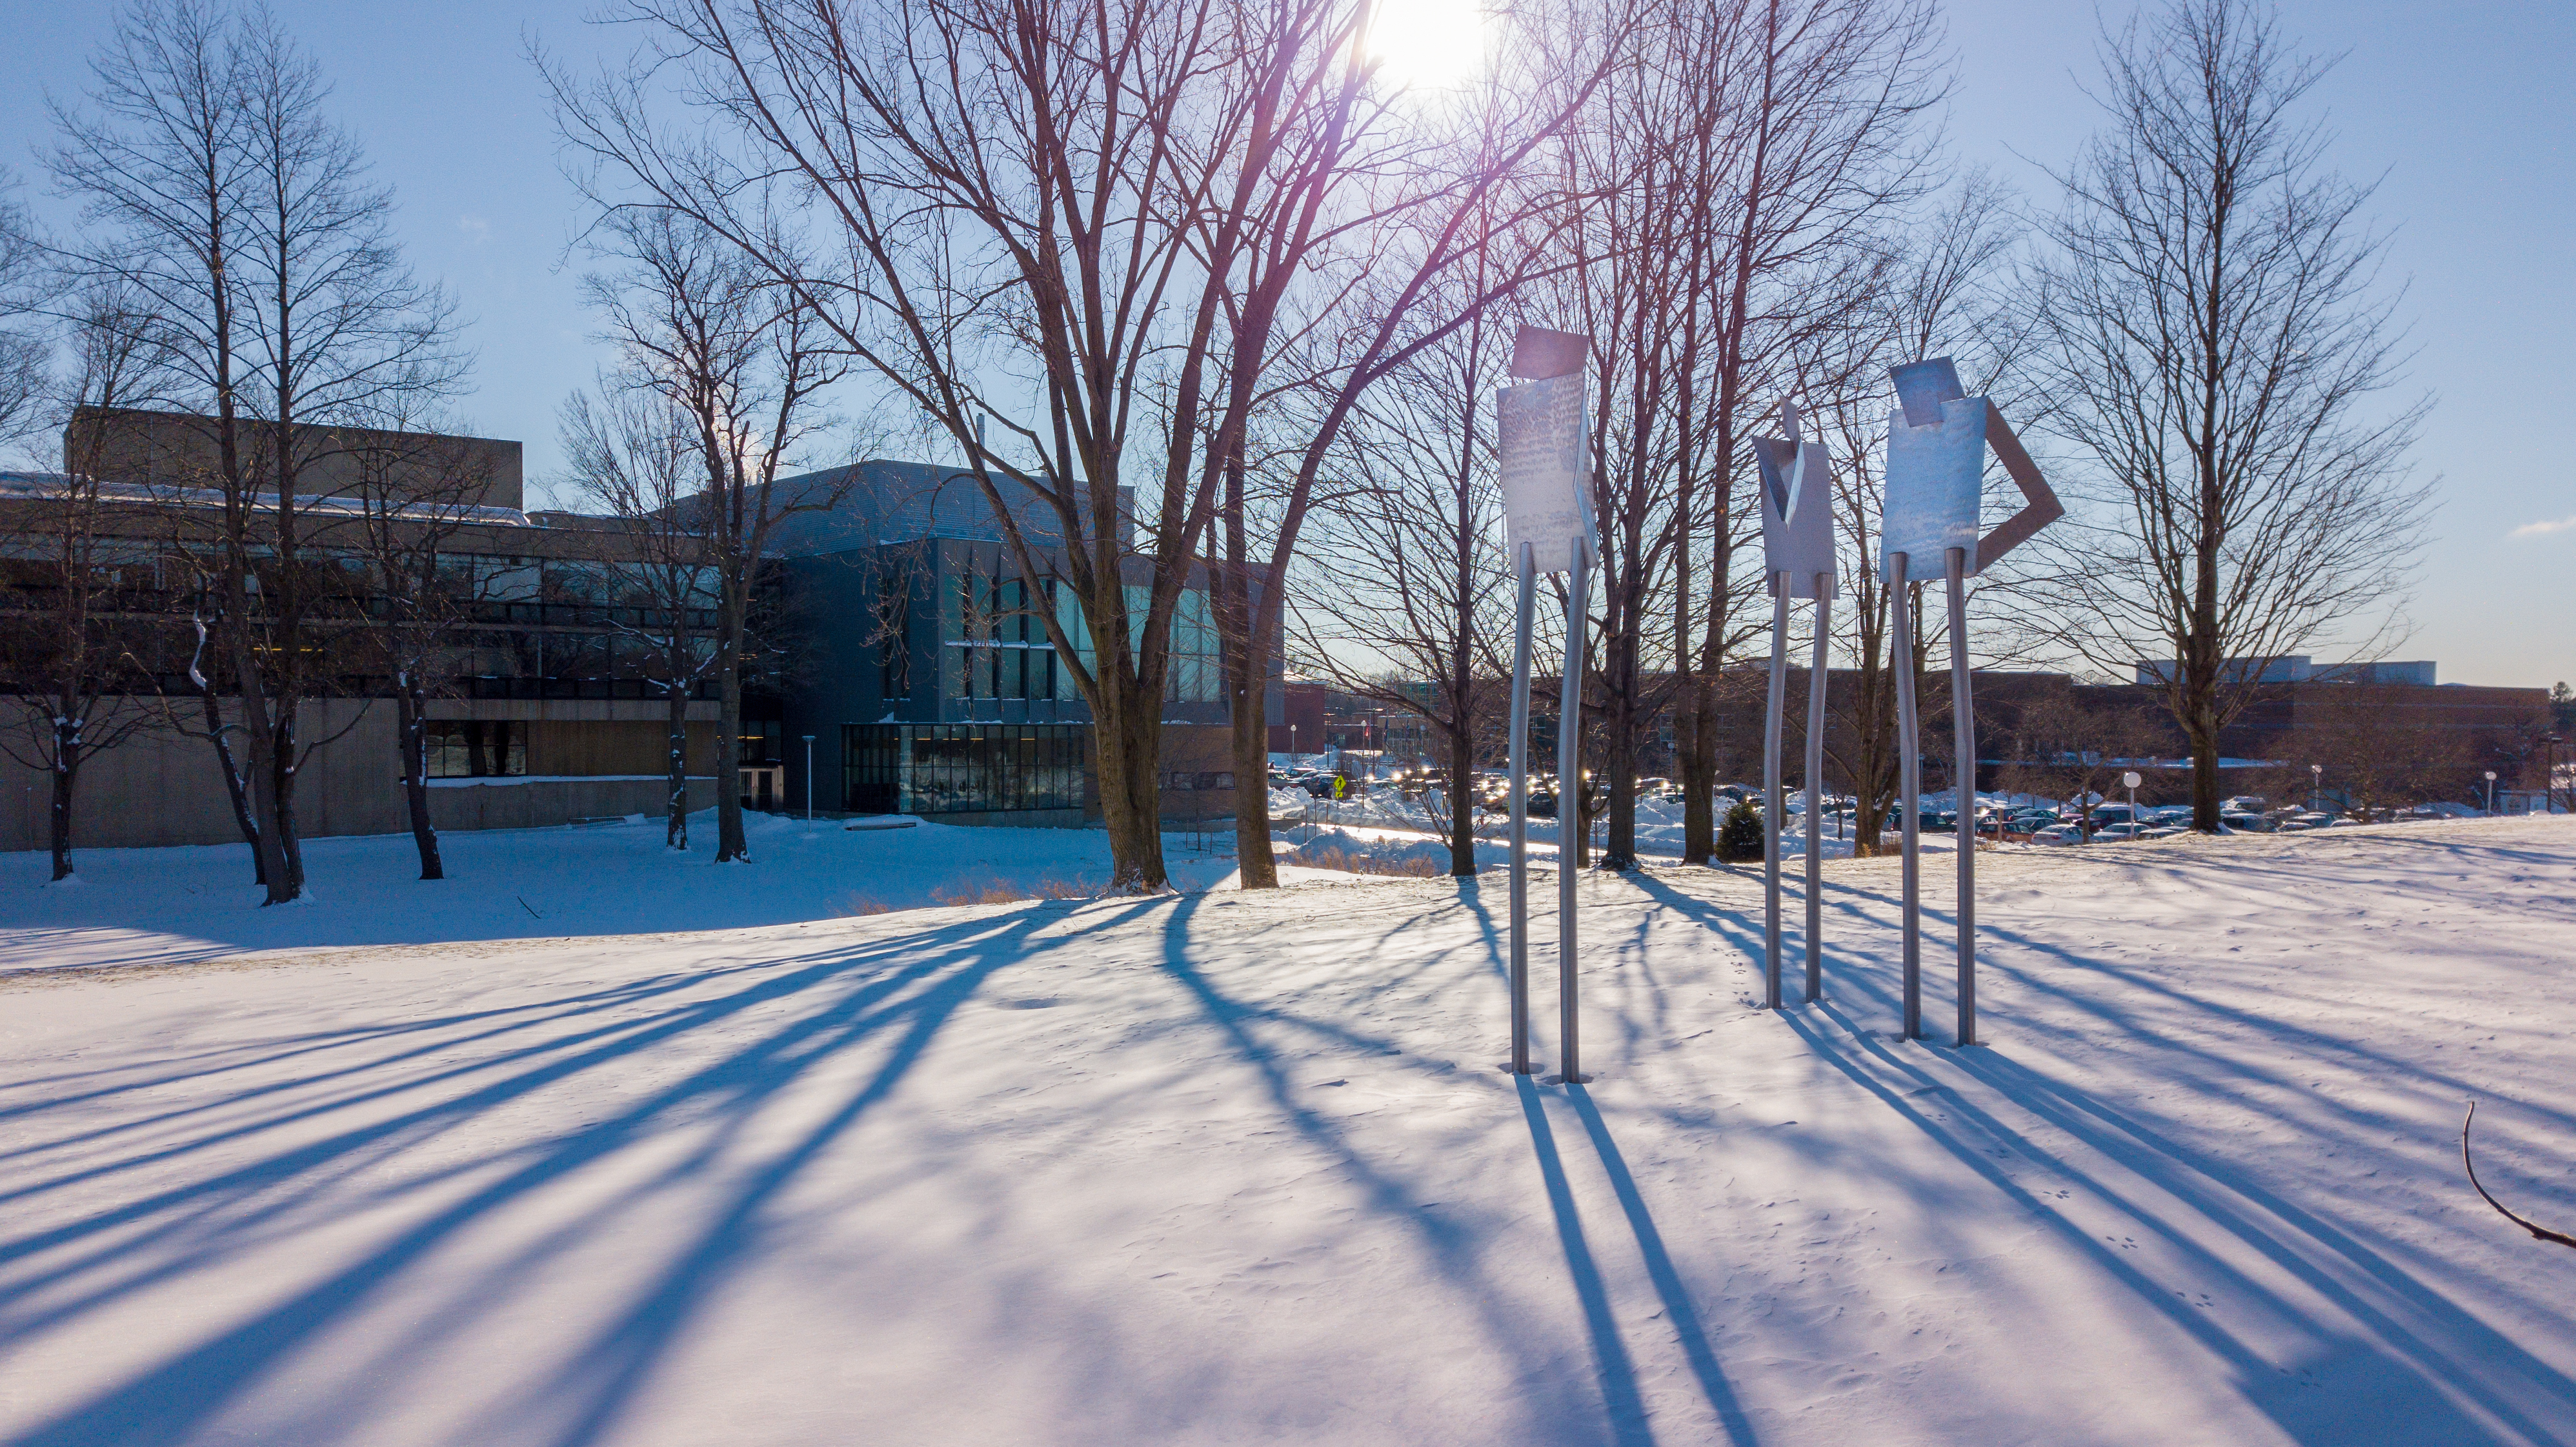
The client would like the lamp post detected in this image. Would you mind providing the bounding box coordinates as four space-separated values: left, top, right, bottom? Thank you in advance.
802 734 815 831
1291 723 1298 764
2310 763 2323 815
2484 769 2498 815
2122 770 2142 839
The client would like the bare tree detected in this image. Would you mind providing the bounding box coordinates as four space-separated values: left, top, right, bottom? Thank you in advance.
0 171 48 448
1292 303 1520 876
1995 689 2162 840
0 291 168 881
2018 0 2431 834
340 414 504 880
2284 682 2471 821
560 383 720 849
545 0 1305 889
46 0 464 902
1803 174 2024 854
574 209 844 864
548 0 1613 891
1667 0 1945 865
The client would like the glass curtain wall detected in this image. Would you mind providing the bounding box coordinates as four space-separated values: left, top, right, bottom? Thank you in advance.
841 724 1085 815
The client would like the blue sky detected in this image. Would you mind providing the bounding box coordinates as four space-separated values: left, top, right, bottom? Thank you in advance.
3 0 2567 687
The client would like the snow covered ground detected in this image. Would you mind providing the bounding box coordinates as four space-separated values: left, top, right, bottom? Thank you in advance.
1273 787 1960 869
0 811 1296 973
3 818 2574 1444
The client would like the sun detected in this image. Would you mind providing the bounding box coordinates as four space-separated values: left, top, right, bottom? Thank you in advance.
1365 0 1489 92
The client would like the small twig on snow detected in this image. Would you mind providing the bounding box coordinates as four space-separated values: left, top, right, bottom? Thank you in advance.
2462 1100 2576 1250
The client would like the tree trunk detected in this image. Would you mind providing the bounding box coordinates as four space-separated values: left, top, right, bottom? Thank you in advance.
715 590 749 862
1676 683 1715 865
1094 685 1168 892
397 685 443 881
234 686 296 904
196 680 266 884
270 705 306 899
1446 715 1476 877
1598 603 1638 869
49 724 79 884
1220 450 1277 889
666 680 692 850
1229 688 1274 888
2188 698 2222 831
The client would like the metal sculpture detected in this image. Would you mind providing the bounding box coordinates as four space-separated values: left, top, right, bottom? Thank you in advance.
1880 357 2060 1044
1753 401 1836 1009
1497 325 1595 1081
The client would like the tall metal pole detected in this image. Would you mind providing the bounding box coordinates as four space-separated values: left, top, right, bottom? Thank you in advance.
803 734 816 831
1558 537 1591 1081
1507 543 1537 1075
1890 552 1921 1040
1946 549 1975 1047
1806 574 1831 1002
1762 577 1788 1009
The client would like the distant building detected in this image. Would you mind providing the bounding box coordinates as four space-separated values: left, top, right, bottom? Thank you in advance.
0 408 735 851
2134 656 2437 687
767 460 1280 825
0 414 1284 851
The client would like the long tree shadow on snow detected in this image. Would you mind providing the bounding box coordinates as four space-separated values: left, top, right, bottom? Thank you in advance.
1152 889 1715 1447
0 900 1122 1447
1620 863 2576 1442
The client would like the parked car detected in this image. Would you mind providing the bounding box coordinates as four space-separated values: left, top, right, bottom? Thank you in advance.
2139 825 2186 839
1525 791 1558 818
2093 822 2148 841
2033 824 2084 846
2220 811 2271 833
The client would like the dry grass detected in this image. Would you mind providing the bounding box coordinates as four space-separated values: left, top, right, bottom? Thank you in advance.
929 876 1098 907
1292 845 1445 878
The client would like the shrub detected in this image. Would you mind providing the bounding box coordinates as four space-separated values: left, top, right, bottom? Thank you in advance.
1718 797 1764 862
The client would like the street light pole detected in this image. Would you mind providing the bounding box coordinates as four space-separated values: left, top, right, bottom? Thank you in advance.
2310 763 2323 815
2541 734 2564 815
2485 769 2498 815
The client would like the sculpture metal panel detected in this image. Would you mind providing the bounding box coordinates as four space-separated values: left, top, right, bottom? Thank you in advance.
1878 356 2060 1045
1755 401 1836 1008
1498 325 1593 1082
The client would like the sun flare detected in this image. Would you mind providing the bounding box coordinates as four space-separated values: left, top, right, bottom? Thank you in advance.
1365 0 1489 91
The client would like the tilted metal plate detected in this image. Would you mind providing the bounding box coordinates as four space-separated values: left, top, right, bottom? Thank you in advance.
1498 374 1591 574
1881 396 1987 579
1756 436 1837 597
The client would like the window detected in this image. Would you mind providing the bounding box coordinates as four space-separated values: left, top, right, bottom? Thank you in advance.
950 568 1062 701
426 720 526 778
1167 587 1221 703
842 724 1085 814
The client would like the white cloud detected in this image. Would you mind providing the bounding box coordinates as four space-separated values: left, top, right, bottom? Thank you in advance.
457 215 492 246
2510 515 2576 538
